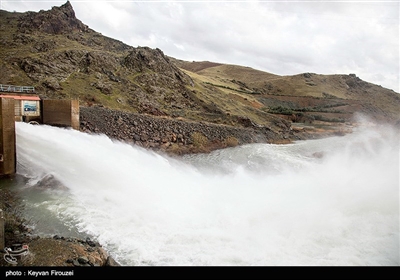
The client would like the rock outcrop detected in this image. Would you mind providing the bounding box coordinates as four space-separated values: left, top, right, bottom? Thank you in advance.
17 1 89 35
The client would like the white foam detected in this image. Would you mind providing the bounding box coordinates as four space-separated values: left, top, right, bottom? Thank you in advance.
15 121 399 266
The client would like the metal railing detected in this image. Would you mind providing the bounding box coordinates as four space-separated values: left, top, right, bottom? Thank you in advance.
0 84 35 93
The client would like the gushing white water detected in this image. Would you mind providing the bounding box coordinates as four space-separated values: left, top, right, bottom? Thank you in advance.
15 122 399 266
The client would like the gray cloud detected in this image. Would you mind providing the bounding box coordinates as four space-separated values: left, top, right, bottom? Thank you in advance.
2 0 398 92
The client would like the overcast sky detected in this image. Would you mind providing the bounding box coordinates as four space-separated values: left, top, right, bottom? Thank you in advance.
1 0 399 93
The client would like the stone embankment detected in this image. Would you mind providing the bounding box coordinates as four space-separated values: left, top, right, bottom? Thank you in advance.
80 106 288 155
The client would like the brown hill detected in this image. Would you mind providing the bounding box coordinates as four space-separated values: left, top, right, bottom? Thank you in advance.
173 59 400 125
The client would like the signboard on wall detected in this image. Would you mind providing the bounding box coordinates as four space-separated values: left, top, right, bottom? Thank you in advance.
21 100 40 116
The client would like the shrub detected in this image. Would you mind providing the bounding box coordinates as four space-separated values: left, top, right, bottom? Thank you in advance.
268 106 293 115
191 132 208 148
224 136 239 147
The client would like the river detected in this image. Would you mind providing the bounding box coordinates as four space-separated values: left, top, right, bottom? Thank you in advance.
6 121 399 266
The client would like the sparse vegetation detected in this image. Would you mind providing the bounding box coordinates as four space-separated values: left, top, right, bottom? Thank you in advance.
312 115 345 123
191 131 208 148
268 106 294 115
224 136 239 147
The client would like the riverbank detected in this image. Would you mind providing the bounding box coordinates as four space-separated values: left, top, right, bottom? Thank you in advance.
79 105 352 156
0 186 120 267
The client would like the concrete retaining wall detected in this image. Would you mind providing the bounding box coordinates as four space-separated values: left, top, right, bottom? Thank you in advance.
0 97 16 176
42 99 79 130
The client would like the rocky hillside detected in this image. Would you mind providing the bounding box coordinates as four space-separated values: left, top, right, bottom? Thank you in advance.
0 1 399 152
0 2 196 116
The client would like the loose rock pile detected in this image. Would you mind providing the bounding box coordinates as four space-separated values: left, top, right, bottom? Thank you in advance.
80 106 283 155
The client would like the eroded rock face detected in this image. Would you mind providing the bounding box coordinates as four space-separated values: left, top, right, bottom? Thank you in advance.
122 47 194 86
19 50 86 82
17 1 89 35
